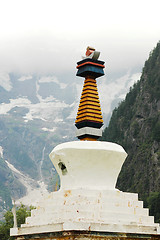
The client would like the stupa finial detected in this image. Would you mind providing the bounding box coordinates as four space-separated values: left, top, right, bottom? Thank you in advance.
75 47 105 141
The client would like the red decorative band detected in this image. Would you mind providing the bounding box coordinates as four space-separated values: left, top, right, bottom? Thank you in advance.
77 62 105 69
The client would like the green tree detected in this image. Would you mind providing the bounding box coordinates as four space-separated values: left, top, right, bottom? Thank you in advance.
0 204 35 240
147 192 160 223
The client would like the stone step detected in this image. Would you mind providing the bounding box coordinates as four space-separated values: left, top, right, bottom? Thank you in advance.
27 208 154 227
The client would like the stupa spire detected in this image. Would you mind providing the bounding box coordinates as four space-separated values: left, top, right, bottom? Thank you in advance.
75 46 105 140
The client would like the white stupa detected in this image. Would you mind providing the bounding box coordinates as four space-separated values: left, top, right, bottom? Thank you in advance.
10 141 160 238
10 48 160 239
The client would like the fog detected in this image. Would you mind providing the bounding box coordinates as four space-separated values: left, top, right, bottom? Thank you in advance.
0 0 159 75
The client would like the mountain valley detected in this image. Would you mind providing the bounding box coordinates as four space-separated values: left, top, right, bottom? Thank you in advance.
0 60 141 218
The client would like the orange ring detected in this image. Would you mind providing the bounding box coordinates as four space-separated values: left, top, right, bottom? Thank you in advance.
77 62 105 69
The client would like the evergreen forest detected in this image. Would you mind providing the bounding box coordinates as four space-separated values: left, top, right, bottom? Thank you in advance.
101 41 160 223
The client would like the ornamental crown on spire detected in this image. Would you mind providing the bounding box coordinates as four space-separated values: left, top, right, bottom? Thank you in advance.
75 47 105 141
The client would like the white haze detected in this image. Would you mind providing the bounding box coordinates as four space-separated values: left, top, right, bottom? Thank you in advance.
0 0 159 75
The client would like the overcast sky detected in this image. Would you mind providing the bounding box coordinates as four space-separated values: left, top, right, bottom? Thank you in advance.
0 0 159 76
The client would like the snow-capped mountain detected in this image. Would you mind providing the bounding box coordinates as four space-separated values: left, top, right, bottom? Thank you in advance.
0 71 141 127
0 69 141 217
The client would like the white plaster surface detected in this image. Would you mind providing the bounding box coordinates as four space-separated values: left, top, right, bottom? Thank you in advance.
10 141 160 236
76 127 102 137
49 141 127 190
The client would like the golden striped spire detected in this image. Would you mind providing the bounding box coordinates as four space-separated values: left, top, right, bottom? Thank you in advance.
75 47 105 141
75 78 103 125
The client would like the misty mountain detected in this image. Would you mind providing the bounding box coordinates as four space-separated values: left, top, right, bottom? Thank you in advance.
0 67 141 218
101 41 160 222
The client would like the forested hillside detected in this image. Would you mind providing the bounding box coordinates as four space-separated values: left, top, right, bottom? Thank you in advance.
101 41 160 222
0 49 141 218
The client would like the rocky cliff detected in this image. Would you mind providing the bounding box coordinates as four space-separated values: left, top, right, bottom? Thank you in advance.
101 41 160 222
0 68 140 218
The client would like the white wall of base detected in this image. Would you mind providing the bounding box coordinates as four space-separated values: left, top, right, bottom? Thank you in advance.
10 141 160 237
10 188 160 236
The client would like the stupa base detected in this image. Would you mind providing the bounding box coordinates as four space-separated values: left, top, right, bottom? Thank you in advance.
10 229 160 240
10 141 160 239
10 188 160 238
